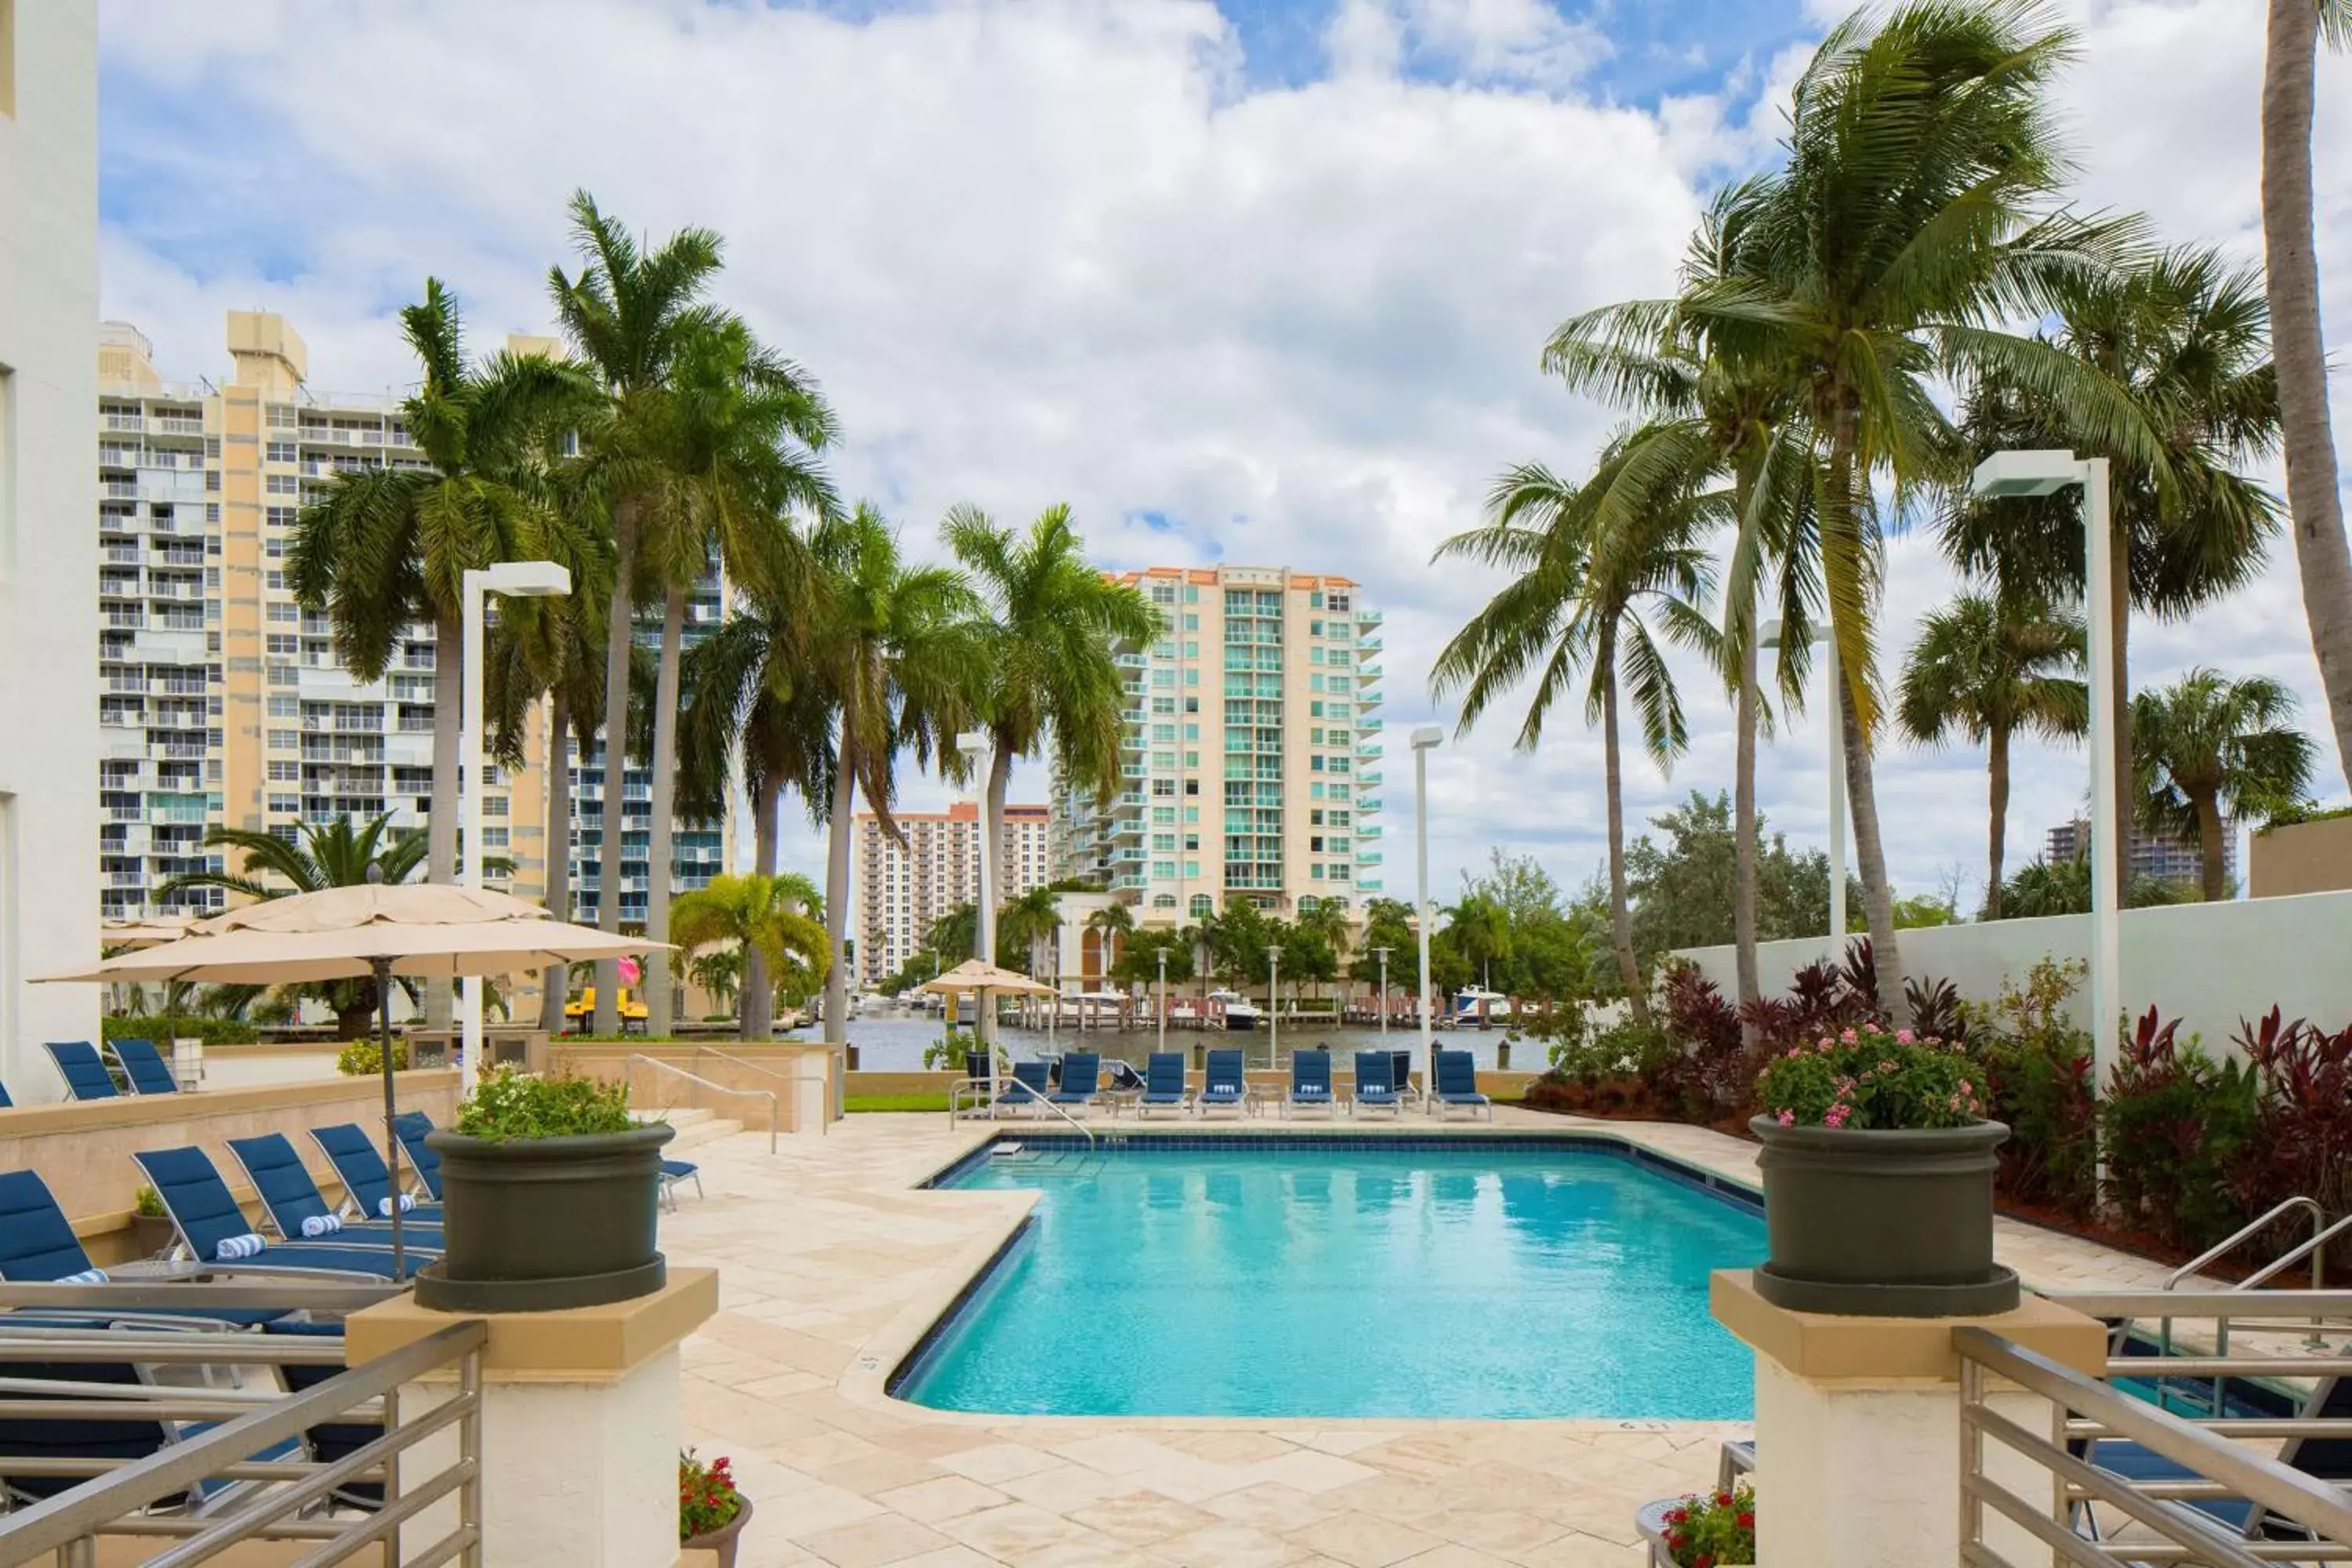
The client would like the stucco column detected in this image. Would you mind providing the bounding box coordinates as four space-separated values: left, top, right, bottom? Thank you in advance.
1711 1269 2107 1567
349 1269 719 1568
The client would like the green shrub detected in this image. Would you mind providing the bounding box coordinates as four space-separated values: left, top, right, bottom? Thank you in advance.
132 1184 165 1218
102 1016 260 1047
1965 957 2099 1220
336 1039 412 1076
1657 1485 1755 1566
2100 1009 2259 1253
1756 1023 1985 1131
454 1068 637 1142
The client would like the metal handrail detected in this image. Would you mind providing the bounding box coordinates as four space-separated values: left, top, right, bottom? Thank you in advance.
1956 1325 2352 1566
0 1318 487 1565
948 1073 1097 1148
626 1053 777 1152
2163 1197 2325 1291
689 1044 822 1139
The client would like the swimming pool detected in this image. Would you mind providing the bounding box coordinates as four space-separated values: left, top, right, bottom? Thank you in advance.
893 1136 1769 1420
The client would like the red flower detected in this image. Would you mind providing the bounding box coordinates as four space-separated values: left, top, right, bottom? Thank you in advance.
1697 1555 1713 1568
1715 1491 1732 1507
1737 1511 1755 1530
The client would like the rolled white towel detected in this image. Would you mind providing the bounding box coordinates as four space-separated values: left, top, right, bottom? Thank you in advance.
299 1214 343 1237
212 1232 267 1262
376 1194 416 1218
56 1267 110 1285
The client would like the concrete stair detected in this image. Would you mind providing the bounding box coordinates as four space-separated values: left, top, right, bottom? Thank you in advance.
633 1107 744 1150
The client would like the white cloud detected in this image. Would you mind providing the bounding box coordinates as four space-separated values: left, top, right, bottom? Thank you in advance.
93 0 2352 930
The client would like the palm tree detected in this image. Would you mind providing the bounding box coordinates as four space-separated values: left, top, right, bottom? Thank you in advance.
615 317 839 1036
155 815 430 1040
1440 894 1508 998
2263 0 2352 790
1083 902 1134 985
808 506 978 1063
2132 669 2318 901
997 886 1064 983
547 191 727 1036
1944 247 2281 901
667 872 829 1042
1896 593 2088 917
1432 431 1719 1018
287 278 591 1028
1566 2 2164 1016
942 505 1163 894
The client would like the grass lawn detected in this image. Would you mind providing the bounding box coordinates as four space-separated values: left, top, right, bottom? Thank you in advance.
845 1093 951 1114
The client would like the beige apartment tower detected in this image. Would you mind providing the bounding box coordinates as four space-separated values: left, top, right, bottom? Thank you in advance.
1054 565 1383 927
855 802 1051 986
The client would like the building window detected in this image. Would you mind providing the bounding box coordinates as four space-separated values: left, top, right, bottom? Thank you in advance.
1189 894 1213 916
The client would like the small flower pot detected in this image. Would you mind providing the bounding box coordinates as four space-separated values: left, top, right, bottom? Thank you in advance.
1748 1116 2018 1317
129 1214 176 1260
414 1123 673 1313
684 1496 751 1568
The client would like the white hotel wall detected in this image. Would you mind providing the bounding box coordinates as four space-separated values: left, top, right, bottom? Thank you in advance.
1675 889 2352 1050
0 2 100 1099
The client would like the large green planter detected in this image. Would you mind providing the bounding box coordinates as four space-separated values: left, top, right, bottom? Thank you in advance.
414 1124 673 1313
1749 1116 2018 1317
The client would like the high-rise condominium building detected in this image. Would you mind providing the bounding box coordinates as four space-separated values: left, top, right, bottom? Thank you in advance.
1053 566 1383 927
855 802 1051 985
2045 816 2233 887
92 314 726 945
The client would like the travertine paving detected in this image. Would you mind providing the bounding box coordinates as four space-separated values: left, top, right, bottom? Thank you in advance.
662 1109 2183 1567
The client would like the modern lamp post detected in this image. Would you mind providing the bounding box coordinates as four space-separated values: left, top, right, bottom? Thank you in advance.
1372 945 1392 1036
1265 944 1282 1069
461 560 571 1095
1762 617 1846 951
1410 724 1443 1098
956 732 993 1052
1156 947 1168 1055
1971 449 2120 1088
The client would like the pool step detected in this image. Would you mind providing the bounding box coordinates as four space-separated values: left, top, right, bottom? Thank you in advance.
633 1109 745 1150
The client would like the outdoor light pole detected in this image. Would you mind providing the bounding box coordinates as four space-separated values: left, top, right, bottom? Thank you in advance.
1156 948 1168 1054
1410 726 1443 1098
1373 946 1392 1036
1971 451 2120 1090
460 560 571 1095
956 731 993 1047
1762 618 1845 952
1265 945 1282 1069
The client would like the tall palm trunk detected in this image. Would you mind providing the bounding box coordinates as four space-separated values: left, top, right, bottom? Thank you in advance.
643 588 686 1037
1985 723 2010 920
1733 587 1761 1051
539 688 572 1034
1597 626 1647 1022
2263 0 2352 792
741 771 782 1044
1822 420 1905 1018
2194 789 2229 902
425 603 463 1029
593 508 637 1036
822 746 856 1105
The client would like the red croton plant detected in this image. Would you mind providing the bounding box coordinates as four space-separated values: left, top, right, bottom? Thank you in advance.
1659 1485 1755 1567
680 1450 744 1541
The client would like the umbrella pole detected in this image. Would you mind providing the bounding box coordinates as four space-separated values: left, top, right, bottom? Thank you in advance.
374 956 404 1279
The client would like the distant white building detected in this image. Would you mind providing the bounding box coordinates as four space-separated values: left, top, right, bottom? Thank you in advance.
854 802 1051 985
2045 816 2234 887
0 1 101 1097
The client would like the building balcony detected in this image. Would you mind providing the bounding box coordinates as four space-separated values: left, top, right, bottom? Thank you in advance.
1357 742 1383 760
1357 688 1383 710
1357 851 1383 866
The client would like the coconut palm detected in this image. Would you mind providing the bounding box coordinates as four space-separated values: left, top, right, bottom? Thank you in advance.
1896 593 2088 917
998 886 1064 978
1084 902 1134 985
808 506 980 1062
287 278 592 1027
2132 669 2318 901
668 872 829 1042
942 505 1164 894
1441 894 1510 998
676 596 837 1041
615 318 838 1036
1944 247 2281 901
1432 430 1719 1018
155 815 434 1040
2263 0 2352 790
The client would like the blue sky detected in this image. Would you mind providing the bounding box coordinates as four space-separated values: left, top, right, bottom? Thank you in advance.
93 0 2352 911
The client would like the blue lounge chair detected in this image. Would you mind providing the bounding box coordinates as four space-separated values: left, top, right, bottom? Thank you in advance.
108 1037 180 1096
307 1124 441 1223
0 1077 13 1108
1198 1050 1247 1118
43 1041 120 1102
223 1134 444 1250
1051 1053 1102 1113
0 1171 296 1330
1391 1049 1415 1106
132 1148 432 1279
1137 1052 1192 1118
2083 1376 2352 1544
1352 1051 1403 1117
1432 1050 1492 1121
390 1112 445 1200
1000 1060 1053 1116
1286 1049 1337 1117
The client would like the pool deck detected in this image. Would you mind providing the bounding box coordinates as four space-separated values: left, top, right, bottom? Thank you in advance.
662 1108 2194 1567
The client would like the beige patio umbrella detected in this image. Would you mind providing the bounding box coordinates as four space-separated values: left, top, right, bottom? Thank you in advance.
922 960 1053 1105
100 915 198 1032
42 880 667 1273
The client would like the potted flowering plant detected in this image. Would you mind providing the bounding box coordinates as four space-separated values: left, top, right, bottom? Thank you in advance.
1642 1485 1754 1567
1749 1023 2017 1316
681 1450 751 1567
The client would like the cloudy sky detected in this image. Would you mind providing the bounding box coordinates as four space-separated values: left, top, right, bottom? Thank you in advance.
96 0 2352 913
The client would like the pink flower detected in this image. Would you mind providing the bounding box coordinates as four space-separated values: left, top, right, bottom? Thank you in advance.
1777 1109 1795 1126
1840 1028 1860 1044
1880 1059 1897 1073
1787 1045 1802 1058
1859 1069 1875 1083
1947 1094 1964 1111
1896 1029 1915 1044
1958 1079 1973 1094
1824 1104 1851 1129
1817 1040 1834 1054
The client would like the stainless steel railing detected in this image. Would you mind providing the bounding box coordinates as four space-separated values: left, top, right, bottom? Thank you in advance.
0 1308 486 1566
688 1045 820 1139
1959 1290 2352 1566
947 1074 1098 1147
626 1053 778 1152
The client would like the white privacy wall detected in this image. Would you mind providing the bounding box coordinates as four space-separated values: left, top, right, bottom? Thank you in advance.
1674 889 2352 1050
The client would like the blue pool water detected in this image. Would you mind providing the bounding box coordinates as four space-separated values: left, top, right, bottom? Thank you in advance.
895 1138 1769 1420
